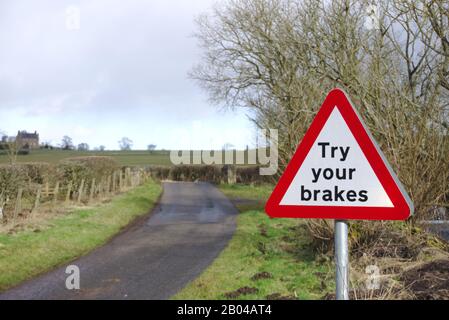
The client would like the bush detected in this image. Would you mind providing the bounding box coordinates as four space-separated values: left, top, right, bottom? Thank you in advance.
20 162 58 184
170 165 223 183
146 165 224 183
236 166 274 184
146 166 171 180
0 165 28 202
145 165 274 184
57 156 119 191
17 149 30 155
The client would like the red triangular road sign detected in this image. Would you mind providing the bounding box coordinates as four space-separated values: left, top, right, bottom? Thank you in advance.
265 88 413 220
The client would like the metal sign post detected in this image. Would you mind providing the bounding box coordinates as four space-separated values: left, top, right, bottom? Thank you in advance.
335 220 349 300
265 89 414 301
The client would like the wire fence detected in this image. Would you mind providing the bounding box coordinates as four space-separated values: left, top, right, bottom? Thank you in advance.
0 167 150 226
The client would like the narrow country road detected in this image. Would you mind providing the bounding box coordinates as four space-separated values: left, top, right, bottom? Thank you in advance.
0 181 237 300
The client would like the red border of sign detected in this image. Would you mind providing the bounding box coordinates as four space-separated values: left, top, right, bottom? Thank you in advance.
265 88 413 221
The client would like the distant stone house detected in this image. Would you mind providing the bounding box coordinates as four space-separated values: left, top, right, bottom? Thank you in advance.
16 131 39 149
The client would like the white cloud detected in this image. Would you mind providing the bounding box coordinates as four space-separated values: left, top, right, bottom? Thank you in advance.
0 0 255 150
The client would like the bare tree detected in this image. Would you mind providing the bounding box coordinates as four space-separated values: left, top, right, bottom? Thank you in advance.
1 131 23 164
41 141 53 149
147 144 157 152
77 143 89 151
61 136 74 150
118 137 133 151
192 0 449 221
6 137 22 165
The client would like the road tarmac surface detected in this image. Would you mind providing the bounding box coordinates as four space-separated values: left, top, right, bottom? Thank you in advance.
0 181 237 300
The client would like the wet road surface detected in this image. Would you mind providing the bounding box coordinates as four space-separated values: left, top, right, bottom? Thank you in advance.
0 181 237 300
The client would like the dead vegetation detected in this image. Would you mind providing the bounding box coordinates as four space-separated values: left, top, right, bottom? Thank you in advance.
401 260 449 299
251 271 273 281
145 164 273 184
314 220 449 299
193 0 449 217
0 157 150 234
193 0 449 299
266 293 296 300
224 286 259 299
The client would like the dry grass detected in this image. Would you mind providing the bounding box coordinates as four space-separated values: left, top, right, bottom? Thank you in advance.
306 219 449 299
349 230 449 300
0 189 125 235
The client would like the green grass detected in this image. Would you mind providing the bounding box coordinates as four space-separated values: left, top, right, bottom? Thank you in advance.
0 149 173 166
173 184 333 300
0 149 264 166
0 181 162 291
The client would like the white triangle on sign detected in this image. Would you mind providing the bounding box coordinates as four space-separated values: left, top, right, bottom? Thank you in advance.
280 107 393 207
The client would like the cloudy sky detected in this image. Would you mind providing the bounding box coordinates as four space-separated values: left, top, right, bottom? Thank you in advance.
0 0 254 150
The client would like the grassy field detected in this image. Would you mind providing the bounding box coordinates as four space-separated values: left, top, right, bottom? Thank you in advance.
173 184 333 300
0 149 173 166
0 149 263 166
0 180 162 291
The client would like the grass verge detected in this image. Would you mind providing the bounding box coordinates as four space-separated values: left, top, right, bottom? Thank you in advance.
173 184 333 300
173 184 449 300
0 180 162 291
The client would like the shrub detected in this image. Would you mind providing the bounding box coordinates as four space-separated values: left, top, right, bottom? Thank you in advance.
169 165 223 183
57 156 119 191
17 149 30 155
145 164 273 184
0 165 28 202
20 162 58 184
146 165 225 183
146 166 171 180
236 166 274 184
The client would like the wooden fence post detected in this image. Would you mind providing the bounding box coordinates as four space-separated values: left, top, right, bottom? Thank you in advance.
132 172 137 187
89 178 96 203
119 170 123 191
89 178 96 202
13 187 23 225
126 168 131 187
45 181 49 197
98 180 104 199
31 185 42 218
66 181 73 204
53 181 60 205
77 179 85 204
0 191 5 222
112 171 117 192
130 171 134 187
107 175 112 196
102 179 107 197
